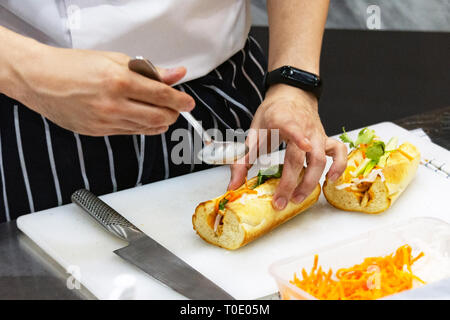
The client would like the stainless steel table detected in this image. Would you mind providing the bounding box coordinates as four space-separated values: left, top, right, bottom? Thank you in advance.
0 221 94 299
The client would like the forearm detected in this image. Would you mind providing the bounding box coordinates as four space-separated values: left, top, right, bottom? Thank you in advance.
266 0 329 74
0 26 45 99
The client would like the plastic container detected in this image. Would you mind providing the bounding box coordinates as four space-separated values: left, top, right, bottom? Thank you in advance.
269 217 450 300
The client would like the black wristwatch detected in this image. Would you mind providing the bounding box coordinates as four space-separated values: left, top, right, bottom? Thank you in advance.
264 66 323 100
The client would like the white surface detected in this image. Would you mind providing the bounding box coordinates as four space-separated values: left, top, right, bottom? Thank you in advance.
17 122 450 300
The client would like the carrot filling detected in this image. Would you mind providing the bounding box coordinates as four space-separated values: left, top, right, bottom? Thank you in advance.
211 179 258 233
214 186 257 213
290 244 425 300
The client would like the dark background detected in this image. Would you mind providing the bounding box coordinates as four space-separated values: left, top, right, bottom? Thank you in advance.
250 27 450 136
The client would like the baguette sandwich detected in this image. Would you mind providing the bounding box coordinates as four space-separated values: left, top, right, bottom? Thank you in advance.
192 165 321 250
323 127 420 214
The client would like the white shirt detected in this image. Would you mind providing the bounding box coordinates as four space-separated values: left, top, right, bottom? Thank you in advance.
0 0 251 82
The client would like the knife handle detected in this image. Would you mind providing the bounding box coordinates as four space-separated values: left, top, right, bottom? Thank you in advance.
71 189 143 242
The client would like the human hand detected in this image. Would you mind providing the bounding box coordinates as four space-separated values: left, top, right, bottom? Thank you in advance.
10 44 195 136
228 84 347 210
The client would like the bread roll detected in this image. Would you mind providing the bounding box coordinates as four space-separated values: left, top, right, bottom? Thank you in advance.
323 142 420 214
192 172 320 250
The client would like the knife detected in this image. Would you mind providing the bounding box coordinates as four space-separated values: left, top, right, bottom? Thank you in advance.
71 189 234 300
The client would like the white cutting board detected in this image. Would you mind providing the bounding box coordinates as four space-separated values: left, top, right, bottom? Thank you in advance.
17 122 450 300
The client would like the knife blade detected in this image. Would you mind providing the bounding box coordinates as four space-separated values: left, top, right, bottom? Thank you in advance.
71 189 234 300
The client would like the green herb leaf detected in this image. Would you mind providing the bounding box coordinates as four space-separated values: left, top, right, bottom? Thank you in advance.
354 127 375 146
339 127 355 149
255 164 283 188
218 198 228 211
365 141 386 163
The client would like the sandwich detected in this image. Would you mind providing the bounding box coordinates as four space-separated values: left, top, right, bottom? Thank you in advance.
192 165 321 250
323 127 420 214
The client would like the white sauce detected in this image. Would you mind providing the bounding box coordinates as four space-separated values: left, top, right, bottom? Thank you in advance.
238 188 272 204
336 169 385 190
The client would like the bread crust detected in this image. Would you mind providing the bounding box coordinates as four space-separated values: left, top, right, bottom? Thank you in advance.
192 173 321 250
323 142 420 214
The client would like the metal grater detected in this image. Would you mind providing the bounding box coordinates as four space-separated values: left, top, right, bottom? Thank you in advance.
71 189 143 241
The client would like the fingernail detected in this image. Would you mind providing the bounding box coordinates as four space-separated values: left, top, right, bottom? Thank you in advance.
160 67 177 78
274 197 287 210
293 194 305 204
166 67 182 75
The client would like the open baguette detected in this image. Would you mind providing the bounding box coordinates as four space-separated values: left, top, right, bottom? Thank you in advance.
323 142 420 214
192 170 320 250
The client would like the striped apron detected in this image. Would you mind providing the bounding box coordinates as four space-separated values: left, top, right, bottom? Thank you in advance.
0 37 267 222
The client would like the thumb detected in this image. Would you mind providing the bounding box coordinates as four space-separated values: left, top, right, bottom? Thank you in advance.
157 66 187 85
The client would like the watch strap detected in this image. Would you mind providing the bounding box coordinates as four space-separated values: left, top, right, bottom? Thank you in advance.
264 66 323 100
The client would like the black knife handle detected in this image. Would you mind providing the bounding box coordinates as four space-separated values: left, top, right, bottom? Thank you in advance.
71 189 143 242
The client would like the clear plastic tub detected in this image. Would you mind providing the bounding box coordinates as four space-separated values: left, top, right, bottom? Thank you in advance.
269 217 450 300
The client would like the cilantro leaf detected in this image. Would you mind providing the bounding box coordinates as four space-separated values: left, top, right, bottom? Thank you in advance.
339 127 355 148
365 141 385 162
218 198 228 211
255 164 283 188
354 128 375 146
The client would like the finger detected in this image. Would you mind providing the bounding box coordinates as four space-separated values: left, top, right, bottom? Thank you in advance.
278 122 312 152
114 100 181 128
116 119 160 132
325 138 348 182
273 143 305 210
227 128 259 190
127 72 195 111
228 163 251 190
107 125 169 136
157 66 187 86
291 137 326 203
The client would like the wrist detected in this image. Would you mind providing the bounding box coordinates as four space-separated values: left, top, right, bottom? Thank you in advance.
268 60 319 75
0 27 48 99
265 83 318 111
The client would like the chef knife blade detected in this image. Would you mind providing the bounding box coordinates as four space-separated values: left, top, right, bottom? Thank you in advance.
71 189 234 300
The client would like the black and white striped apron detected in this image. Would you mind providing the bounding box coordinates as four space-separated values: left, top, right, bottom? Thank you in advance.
0 37 267 222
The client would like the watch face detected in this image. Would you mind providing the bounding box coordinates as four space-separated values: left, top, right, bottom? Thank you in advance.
281 66 320 87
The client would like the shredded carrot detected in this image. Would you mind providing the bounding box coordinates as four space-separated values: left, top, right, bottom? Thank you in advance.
214 181 258 213
289 244 425 300
214 190 232 213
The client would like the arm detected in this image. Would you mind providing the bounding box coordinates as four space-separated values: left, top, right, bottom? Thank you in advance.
229 0 347 210
267 0 328 74
0 26 194 136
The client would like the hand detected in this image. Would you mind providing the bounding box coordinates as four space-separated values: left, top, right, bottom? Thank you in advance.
228 84 347 210
10 44 195 136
